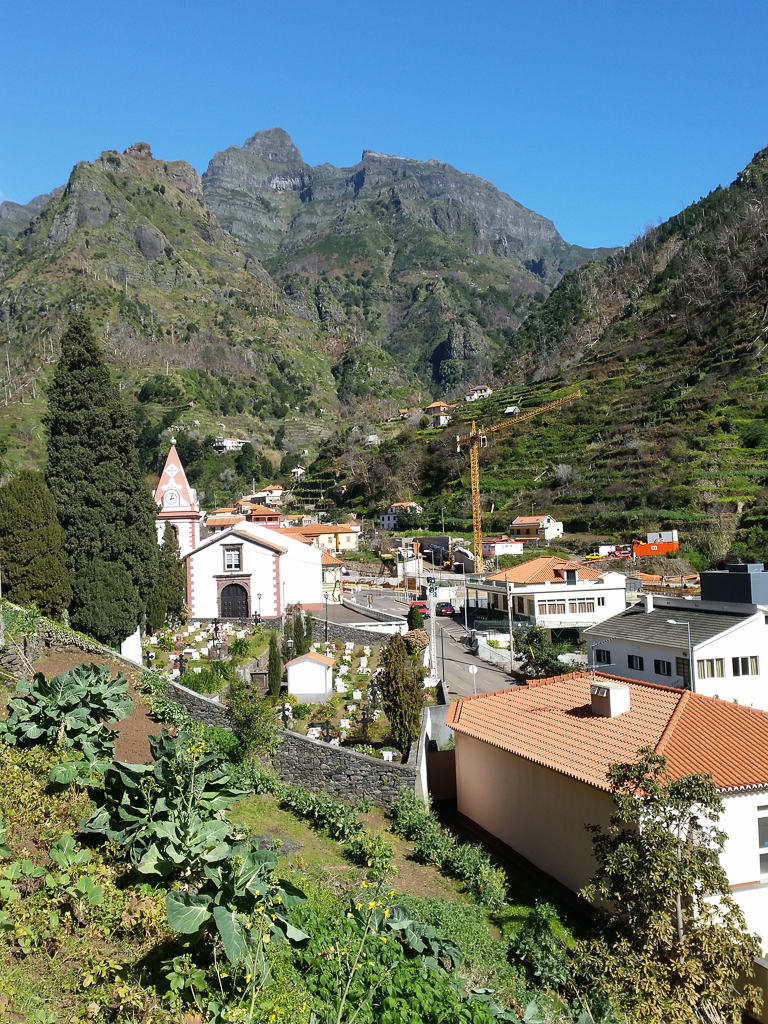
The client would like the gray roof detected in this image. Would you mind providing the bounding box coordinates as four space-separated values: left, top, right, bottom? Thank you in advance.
586 605 754 647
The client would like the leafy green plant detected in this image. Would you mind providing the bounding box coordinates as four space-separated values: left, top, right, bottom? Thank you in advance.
165 845 308 963
0 662 131 763
343 832 394 878
81 729 246 878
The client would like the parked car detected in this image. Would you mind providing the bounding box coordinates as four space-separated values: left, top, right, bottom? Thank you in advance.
409 600 429 616
435 601 455 616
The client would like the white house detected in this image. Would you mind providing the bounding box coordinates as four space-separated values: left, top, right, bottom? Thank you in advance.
152 443 203 557
286 651 335 703
585 564 768 709
446 672 768 954
249 485 284 508
184 520 323 620
290 466 306 482
365 434 380 448
212 437 246 453
424 400 455 428
510 514 564 542
378 501 423 531
464 385 493 403
473 556 627 632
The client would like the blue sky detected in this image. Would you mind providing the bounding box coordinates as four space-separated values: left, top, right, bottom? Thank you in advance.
3 0 767 247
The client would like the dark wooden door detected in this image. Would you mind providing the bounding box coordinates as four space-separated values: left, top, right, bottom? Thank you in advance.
221 583 248 618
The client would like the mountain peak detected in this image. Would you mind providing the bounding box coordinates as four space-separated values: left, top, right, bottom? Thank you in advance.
242 128 303 165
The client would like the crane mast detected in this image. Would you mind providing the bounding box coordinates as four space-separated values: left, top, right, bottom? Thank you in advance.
456 392 581 572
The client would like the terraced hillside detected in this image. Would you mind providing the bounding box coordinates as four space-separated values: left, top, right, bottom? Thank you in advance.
322 145 768 562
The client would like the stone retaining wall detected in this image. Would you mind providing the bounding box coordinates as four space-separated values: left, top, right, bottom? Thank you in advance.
271 729 417 807
165 681 235 730
309 618 390 645
341 597 406 625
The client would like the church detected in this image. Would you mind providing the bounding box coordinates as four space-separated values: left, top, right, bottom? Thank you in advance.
153 444 323 619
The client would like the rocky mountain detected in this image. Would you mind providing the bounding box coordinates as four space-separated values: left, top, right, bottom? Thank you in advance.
202 128 613 389
0 130 610 482
0 186 64 239
333 144 768 563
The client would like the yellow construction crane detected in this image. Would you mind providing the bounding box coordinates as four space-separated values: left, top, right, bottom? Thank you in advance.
456 392 582 572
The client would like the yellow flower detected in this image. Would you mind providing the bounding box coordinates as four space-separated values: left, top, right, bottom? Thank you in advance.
355 902 362 910
380 936 387 942
368 900 377 910
360 880 367 888
388 889 395 897
383 908 390 918
346 912 353 918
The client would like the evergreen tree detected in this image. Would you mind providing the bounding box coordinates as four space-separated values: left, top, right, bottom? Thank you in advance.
303 610 314 649
69 560 140 647
44 315 158 642
379 632 425 761
407 604 424 630
159 523 186 620
268 631 282 697
0 471 71 617
292 610 306 656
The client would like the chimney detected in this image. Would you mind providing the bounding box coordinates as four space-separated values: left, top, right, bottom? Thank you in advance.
643 593 654 613
590 682 631 718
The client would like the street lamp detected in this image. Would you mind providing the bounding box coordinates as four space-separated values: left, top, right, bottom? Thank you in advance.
667 618 695 692
468 664 478 696
256 592 262 624
324 593 329 641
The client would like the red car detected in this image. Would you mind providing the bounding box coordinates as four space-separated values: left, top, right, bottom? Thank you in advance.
435 601 455 616
409 600 429 616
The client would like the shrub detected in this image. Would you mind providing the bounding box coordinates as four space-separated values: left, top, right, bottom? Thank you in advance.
0 662 131 763
390 789 508 911
343 831 395 877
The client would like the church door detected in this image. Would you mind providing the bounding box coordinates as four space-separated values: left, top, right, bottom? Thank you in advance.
220 583 249 618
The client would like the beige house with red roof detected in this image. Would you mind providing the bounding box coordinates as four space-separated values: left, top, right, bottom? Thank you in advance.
447 672 768 951
153 443 203 557
476 556 627 631
424 400 457 428
269 522 359 554
510 513 563 542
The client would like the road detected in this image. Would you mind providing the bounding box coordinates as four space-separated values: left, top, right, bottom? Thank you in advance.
350 586 514 699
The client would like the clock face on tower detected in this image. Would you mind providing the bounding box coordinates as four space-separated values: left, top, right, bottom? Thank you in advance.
164 488 180 508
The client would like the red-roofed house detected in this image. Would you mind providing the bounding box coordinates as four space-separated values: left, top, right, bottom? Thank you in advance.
510 513 564 542
474 556 627 631
321 550 343 601
424 400 456 428
153 443 204 557
447 672 768 951
286 651 335 703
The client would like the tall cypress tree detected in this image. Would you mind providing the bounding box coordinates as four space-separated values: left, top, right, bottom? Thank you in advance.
159 523 186 619
268 631 282 696
44 315 158 642
0 470 71 617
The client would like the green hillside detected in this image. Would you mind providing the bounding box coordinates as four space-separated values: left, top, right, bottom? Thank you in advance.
320 144 768 563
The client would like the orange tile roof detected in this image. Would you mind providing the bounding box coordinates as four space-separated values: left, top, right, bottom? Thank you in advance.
245 504 279 516
285 651 336 668
275 522 357 536
205 514 246 528
321 551 343 565
211 506 237 515
511 514 552 525
484 556 603 584
425 401 449 410
446 672 768 793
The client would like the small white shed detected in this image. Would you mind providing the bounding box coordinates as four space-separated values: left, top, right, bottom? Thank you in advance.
286 651 335 703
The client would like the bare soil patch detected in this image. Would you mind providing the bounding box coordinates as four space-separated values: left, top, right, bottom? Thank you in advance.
31 647 162 762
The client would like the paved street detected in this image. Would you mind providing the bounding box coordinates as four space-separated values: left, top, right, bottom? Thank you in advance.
349 587 514 699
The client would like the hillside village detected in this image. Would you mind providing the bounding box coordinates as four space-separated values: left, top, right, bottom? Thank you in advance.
5 132 768 1024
